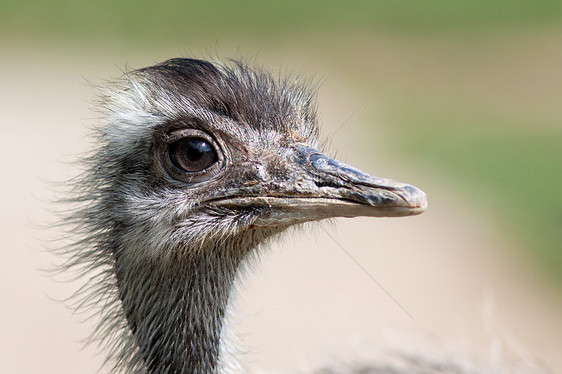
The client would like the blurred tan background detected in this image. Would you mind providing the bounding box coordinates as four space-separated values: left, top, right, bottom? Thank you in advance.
1 2 561 373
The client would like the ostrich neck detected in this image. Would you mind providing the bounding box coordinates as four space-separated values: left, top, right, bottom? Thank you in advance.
115 242 248 374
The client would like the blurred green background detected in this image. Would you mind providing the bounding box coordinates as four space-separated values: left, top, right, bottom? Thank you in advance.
6 0 559 280
2 0 562 42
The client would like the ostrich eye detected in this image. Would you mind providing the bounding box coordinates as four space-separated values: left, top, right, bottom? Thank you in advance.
169 137 218 172
158 127 224 184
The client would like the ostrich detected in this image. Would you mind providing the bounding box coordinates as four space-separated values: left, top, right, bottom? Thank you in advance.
62 58 429 374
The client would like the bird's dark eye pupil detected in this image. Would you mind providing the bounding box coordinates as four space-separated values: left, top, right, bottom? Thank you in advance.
169 137 218 172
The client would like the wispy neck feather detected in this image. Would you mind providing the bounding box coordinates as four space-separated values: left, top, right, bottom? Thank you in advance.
116 253 231 373
113 227 278 374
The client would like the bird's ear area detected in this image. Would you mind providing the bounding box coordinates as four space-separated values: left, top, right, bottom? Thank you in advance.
206 146 427 227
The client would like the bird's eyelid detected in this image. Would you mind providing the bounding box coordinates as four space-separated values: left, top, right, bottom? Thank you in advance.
160 127 214 144
156 117 215 138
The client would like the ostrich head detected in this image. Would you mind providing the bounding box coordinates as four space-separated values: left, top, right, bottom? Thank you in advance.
65 58 426 374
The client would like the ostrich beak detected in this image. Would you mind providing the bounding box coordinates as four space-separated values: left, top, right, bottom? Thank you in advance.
213 147 427 227
299 147 426 214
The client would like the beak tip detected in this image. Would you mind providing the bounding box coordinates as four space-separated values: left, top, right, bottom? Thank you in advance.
407 184 428 213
